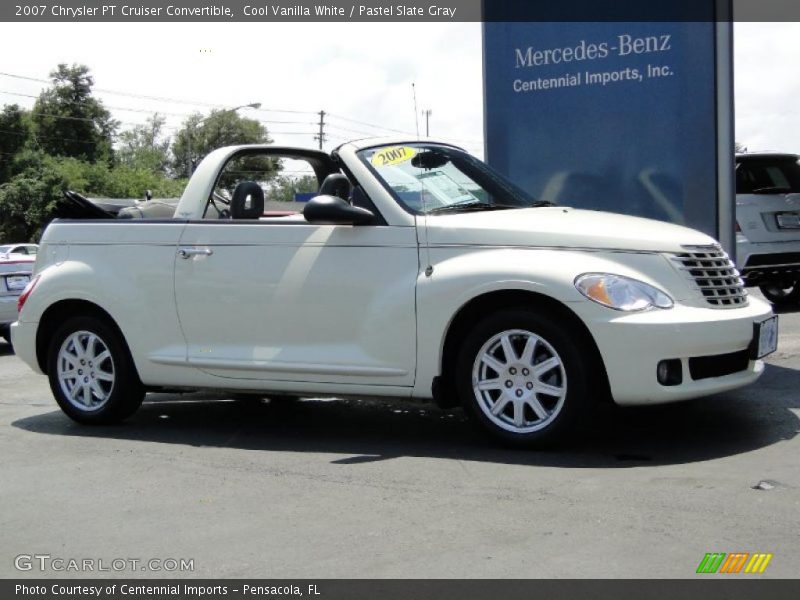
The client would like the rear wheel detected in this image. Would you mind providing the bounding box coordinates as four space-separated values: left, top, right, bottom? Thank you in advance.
47 316 144 424
759 280 800 305
456 308 592 447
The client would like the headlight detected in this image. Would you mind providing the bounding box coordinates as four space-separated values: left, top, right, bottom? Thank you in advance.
575 273 673 311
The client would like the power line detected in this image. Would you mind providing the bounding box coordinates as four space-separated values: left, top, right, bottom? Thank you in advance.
0 71 319 116
326 112 415 136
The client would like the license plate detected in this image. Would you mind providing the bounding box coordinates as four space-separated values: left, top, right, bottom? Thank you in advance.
753 315 779 359
776 212 800 228
5 275 30 291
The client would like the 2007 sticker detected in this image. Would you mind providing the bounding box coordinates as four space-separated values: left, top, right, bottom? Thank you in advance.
371 146 417 167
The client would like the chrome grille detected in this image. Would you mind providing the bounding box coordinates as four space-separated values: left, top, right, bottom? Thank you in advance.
671 245 748 308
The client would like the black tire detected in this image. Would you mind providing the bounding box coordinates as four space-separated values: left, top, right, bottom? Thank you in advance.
47 315 144 424
455 308 592 448
759 281 800 306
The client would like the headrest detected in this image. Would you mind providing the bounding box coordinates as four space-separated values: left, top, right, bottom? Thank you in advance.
318 173 351 200
230 182 265 219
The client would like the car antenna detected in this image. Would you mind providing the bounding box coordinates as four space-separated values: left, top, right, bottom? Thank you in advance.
413 83 433 276
412 83 420 140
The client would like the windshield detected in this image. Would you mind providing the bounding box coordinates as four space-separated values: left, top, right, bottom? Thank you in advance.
358 143 545 214
736 158 800 194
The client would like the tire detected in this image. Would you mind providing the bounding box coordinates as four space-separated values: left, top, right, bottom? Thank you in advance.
47 316 145 424
455 308 592 447
759 281 800 306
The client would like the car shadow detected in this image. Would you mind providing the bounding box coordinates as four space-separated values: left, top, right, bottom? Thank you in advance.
11 363 799 469
0 341 13 356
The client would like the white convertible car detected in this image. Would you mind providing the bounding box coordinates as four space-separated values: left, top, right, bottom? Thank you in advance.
11 139 778 446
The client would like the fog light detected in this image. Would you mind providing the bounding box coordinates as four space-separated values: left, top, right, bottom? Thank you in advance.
657 359 682 386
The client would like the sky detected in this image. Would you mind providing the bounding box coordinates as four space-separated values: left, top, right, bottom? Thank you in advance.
0 21 796 161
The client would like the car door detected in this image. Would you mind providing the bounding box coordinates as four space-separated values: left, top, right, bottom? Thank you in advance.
173 150 419 387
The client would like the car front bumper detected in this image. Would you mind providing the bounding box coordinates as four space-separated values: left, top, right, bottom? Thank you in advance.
736 236 800 285
571 296 774 406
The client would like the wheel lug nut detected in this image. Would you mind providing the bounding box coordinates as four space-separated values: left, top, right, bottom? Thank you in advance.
509 367 516 375
515 389 523 397
505 380 513 388
522 368 530 376
526 382 534 390
78 370 83 375
84 377 89 383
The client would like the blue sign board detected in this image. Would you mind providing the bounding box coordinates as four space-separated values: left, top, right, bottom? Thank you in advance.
484 17 732 248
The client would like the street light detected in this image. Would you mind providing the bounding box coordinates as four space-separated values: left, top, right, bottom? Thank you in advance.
188 102 261 173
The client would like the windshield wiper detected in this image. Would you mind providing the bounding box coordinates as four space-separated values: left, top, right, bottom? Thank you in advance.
427 201 516 215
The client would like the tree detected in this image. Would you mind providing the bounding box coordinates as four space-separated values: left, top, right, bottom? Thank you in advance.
172 109 272 177
30 64 118 163
265 175 318 203
0 162 66 242
117 113 171 173
0 104 30 183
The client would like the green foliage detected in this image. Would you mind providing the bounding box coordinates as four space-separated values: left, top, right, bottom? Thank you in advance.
172 109 271 177
49 155 188 199
30 63 118 163
0 104 30 182
0 150 187 243
0 65 281 242
266 175 318 203
0 164 66 242
117 113 171 173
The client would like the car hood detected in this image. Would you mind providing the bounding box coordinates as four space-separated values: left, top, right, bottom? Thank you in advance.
424 207 717 253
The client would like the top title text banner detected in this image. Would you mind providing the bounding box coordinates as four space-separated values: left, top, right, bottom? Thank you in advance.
3 0 800 22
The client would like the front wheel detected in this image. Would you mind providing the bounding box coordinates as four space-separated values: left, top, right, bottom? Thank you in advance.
759 280 800 306
456 309 592 447
47 316 145 424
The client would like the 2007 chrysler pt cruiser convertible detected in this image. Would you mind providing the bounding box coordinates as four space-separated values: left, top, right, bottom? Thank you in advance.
11 139 779 446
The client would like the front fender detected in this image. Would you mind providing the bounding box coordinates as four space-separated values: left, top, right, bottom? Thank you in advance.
412 246 684 398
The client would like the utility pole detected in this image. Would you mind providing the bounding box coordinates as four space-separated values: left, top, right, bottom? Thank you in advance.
314 110 327 150
422 109 432 137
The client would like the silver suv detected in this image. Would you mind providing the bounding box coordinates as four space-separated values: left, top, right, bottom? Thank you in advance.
736 152 800 305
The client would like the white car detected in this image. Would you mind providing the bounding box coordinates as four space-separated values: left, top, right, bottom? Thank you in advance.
0 252 36 344
10 140 777 446
736 152 800 305
0 243 38 259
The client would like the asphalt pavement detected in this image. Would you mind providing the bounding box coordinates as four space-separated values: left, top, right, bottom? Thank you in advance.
0 295 798 579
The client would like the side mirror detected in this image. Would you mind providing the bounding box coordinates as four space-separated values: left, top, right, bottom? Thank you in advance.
303 195 375 226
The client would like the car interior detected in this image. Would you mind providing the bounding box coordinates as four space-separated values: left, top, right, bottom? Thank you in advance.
203 150 387 225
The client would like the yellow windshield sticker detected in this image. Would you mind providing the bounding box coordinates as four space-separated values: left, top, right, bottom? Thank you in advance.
371 146 417 167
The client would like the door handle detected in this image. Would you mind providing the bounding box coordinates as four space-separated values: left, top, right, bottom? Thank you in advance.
178 247 213 259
